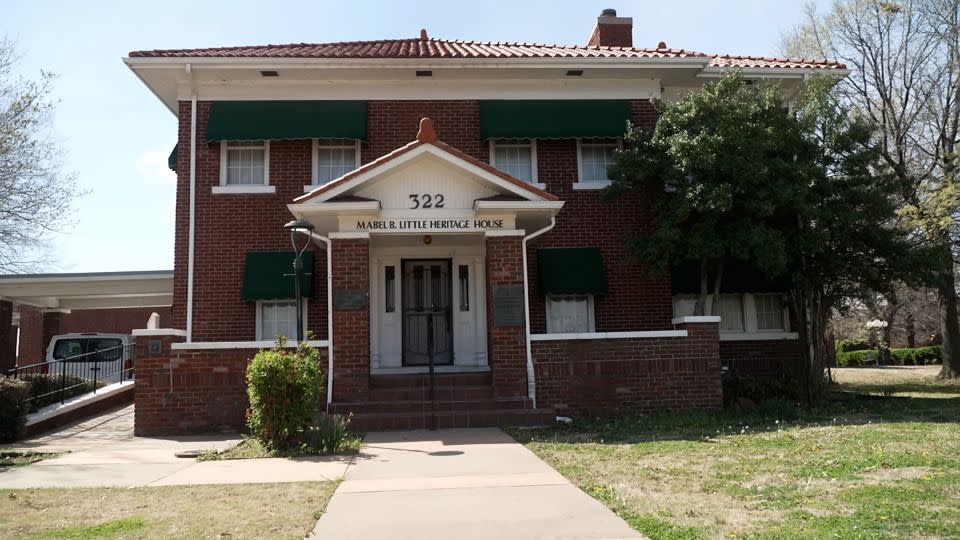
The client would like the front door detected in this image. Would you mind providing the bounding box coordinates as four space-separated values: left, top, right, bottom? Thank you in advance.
402 260 453 366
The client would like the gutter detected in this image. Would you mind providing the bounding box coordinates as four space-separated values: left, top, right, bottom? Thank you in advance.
308 231 335 409
521 217 556 409
186 64 197 342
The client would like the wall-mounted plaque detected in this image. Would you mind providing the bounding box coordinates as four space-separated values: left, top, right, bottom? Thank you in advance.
492 285 524 327
334 288 367 311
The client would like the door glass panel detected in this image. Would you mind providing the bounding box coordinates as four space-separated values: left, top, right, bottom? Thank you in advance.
402 261 453 366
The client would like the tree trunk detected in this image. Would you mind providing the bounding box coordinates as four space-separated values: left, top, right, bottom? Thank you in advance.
906 313 916 349
789 287 828 404
937 248 960 379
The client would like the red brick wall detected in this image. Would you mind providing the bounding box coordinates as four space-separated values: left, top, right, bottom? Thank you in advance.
720 339 801 379
533 322 723 415
15 305 43 365
588 22 633 48
485 235 529 398
331 238 370 402
365 101 486 163
173 102 327 342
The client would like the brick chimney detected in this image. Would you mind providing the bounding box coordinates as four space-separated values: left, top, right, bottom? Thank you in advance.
587 8 633 48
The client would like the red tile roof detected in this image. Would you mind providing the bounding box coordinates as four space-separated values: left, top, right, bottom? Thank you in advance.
128 36 844 70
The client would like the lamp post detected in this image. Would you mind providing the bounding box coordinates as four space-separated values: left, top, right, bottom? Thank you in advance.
284 219 315 343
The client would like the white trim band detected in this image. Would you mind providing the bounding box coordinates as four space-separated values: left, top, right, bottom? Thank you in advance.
485 229 526 237
212 185 277 194
329 232 371 240
672 316 722 324
720 332 799 341
171 340 329 350
132 328 188 337
531 330 688 341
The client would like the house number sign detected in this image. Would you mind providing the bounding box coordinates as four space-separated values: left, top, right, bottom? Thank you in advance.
408 193 445 209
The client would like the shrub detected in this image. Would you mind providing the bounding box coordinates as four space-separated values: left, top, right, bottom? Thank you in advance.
0 376 31 443
300 413 361 454
753 397 799 421
20 374 99 411
722 368 791 407
246 341 324 450
836 346 942 367
835 339 872 354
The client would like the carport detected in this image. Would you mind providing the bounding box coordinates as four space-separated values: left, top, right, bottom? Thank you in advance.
0 270 173 371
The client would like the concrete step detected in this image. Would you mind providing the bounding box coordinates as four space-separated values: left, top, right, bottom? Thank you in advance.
369 372 492 389
367 384 494 401
347 408 556 431
330 397 532 415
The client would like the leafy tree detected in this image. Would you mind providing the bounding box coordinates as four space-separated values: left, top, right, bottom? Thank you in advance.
608 71 931 402
782 0 960 379
0 38 80 273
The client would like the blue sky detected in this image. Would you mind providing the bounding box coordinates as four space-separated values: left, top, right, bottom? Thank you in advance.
4 0 827 273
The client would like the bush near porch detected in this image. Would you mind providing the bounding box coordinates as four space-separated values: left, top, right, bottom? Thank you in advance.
836 346 942 367
512 366 960 539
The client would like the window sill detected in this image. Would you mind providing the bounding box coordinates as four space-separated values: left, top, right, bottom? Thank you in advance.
212 185 276 195
573 180 612 190
719 332 798 341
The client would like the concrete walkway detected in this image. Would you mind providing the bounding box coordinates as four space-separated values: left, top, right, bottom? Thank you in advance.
0 405 350 488
310 429 643 540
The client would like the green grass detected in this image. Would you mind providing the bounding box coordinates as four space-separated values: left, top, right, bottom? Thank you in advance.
44 517 147 539
0 451 59 467
199 435 361 461
512 366 960 540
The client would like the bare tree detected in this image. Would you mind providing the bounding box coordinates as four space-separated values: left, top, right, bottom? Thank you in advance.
0 38 80 273
783 0 960 378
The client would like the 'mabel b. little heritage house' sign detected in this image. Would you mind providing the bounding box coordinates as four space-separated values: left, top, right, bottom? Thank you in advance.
354 218 506 232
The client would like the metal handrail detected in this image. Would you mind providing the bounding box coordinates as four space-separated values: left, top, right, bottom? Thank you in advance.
7 343 136 409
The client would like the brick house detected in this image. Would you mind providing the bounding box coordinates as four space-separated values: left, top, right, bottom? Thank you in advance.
123 9 845 433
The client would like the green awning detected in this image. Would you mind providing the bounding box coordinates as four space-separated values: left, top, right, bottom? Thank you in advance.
538 247 607 295
168 144 177 171
241 251 315 301
480 100 632 140
206 101 367 142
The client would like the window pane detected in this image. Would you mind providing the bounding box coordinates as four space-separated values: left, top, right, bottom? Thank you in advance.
580 143 616 183
673 296 698 318
756 295 785 330
493 144 533 183
316 145 357 184
717 295 744 331
548 295 591 333
226 147 266 185
261 301 298 340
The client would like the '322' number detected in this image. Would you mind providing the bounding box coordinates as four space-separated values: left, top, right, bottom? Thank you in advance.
408 193 445 209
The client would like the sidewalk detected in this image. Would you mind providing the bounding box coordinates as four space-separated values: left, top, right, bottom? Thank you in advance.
0 405 349 489
310 428 643 540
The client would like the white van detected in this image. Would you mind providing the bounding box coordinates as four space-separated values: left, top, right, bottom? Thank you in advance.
45 333 135 383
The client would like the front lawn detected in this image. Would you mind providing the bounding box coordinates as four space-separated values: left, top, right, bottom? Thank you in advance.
0 482 337 539
513 366 960 539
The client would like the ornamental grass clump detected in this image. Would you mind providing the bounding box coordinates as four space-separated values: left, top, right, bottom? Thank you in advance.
246 340 324 450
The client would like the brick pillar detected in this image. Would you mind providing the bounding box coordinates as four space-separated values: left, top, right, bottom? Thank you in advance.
0 300 15 372
675 318 723 409
40 310 68 360
485 235 528 398
134 331 186 436
331 237 370 402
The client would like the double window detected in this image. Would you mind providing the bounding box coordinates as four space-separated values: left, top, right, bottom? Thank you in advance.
672 293 788 333
489 140 541 188
546 295 596 334
216 141 273 193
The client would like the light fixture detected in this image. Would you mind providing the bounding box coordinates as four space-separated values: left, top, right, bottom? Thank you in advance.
423 234 433 245
283 219 315 343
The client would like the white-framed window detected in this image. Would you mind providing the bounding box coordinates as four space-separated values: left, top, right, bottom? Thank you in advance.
716 294 744 331
489 139 542 188
256 299 307 341
215 141 274 194
546 295 596 333
575 139 620 189
307 139 361 191
755 294 787 331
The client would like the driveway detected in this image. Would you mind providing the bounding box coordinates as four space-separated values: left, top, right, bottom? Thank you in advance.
0 404 349 488
310 428 643 540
